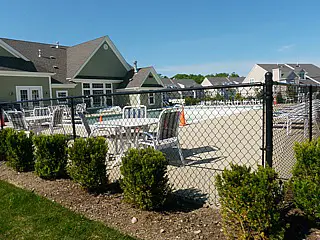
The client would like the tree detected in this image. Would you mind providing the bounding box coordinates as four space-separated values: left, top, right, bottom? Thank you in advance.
172 72 241 84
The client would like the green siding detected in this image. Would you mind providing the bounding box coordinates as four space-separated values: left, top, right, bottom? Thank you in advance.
0 46 15 57
140 93 162 109
0 76 50 102
141 76 161 87
78 43 127 78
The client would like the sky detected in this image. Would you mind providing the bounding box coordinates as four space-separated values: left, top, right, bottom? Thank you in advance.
1 0 320 77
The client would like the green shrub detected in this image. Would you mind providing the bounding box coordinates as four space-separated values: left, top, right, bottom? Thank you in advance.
292 139 320 220
120 148 170 210
67 137 108 192
184 97 200 106
33 134 69 180
215 164 285 239
0 128 15 161
6 130 34 172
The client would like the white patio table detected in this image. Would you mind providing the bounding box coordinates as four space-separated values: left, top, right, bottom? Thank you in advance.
94 118 159 167
25 115 52 134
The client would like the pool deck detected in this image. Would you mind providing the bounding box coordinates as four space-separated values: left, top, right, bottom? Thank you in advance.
4 105 313 206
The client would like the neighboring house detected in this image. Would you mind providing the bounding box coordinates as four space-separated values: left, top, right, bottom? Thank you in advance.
242 63 320 98
0 36 164 109
172 78 203 99
201 76 245 99
244 63 320 85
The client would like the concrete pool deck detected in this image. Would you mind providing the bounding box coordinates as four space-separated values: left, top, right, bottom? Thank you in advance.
4 106 314 206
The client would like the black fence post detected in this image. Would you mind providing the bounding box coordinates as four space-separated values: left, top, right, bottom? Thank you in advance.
265 72 273 168
0 106 3 130
70 98 77 140
309 85 313 141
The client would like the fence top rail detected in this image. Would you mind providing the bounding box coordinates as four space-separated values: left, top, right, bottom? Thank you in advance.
0 83 265 106
273 81 319 87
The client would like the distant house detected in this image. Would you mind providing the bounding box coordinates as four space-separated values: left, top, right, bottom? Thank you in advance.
244 63 320 85
201 76 245 99
242 63 320 98
172 78 203 99
0 36 164 109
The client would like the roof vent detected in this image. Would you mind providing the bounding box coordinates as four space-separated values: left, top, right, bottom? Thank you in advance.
53 65 59 69
50 56 56 59
133 61 138 73
56 41 59 48
38 49 42 58
296 63 300 67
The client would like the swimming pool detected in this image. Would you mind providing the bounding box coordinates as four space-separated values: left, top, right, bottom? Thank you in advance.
87 105 262 124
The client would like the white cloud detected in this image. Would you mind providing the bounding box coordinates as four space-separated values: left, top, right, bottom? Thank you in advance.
277 44 295 52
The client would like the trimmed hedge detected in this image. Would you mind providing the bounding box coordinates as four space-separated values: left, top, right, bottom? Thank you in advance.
292 139 320 220
6 130 34 172
33 134 69 179
120 148 170 210
67 137 108 192
0 128 15 161
215 164 285 239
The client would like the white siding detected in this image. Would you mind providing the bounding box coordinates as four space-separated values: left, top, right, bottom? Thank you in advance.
243 64 267 84
201 78 213 87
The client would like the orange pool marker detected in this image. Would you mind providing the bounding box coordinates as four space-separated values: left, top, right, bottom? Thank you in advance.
99 115 103 122
179 106 187 126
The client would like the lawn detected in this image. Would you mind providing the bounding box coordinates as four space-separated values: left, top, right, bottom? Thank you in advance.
0 180 136 240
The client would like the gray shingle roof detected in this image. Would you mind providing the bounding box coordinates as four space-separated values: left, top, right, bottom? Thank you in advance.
0 38 67 83
161 77 177 88
173 79 201 88
286 64 320 80
228 77 245 84
118 67 162 89
66 36 105 79
205 77 229 85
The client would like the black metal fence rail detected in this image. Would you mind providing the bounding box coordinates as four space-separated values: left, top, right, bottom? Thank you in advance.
1 74 319 205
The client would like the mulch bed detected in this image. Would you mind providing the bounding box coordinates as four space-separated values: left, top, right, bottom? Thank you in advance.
0 161 319 240
0 161 224 240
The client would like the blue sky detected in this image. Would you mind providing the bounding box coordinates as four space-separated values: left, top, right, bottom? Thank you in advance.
1 0 320 77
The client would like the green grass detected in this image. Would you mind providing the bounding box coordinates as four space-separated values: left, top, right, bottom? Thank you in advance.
0 180 136 240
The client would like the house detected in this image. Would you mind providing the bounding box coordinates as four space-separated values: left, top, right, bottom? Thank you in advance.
244 63 320 85
0 36 164 109
171 78 203 99
242 63 320 98
201 76 245 99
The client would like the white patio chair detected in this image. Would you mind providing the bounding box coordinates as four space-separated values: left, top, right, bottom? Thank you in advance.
122 105 147 119
5 111 39 134
40 108 65 135
33 107 51 117
76 103 87 114
78 113 126 167
138 108 185 165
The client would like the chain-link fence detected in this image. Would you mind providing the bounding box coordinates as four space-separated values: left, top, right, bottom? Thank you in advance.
272 82 320 179
1 75 319 206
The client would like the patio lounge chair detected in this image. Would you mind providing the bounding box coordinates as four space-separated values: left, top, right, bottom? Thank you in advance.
138 108 185 165
40 108 65 135
122 105 147 119
5 110 39 134
78 113 126 166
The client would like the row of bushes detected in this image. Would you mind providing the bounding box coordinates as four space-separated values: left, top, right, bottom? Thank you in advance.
215 138 320 239
0 128 170 210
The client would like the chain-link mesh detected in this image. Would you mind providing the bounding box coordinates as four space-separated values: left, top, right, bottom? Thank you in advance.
0 84 264 206
272 83 320 179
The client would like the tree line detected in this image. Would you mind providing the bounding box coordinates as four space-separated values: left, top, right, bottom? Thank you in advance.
170 72 240 84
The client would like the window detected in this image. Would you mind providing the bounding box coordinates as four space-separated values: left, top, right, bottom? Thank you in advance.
299 71 305 80
82 82 113 107
56 90 68 104
83 83 90 88
250 78 254 84
148 93 155 105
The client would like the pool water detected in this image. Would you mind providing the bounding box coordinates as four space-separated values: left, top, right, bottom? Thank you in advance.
87 105 262 124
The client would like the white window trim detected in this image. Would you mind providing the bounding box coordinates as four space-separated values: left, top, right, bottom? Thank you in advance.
82 82 113 107
250 78 255 84
16 86 43 101
56 90 68 104
148 93 155 105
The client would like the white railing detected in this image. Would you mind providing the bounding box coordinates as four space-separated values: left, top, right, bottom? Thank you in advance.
200 99 263 106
